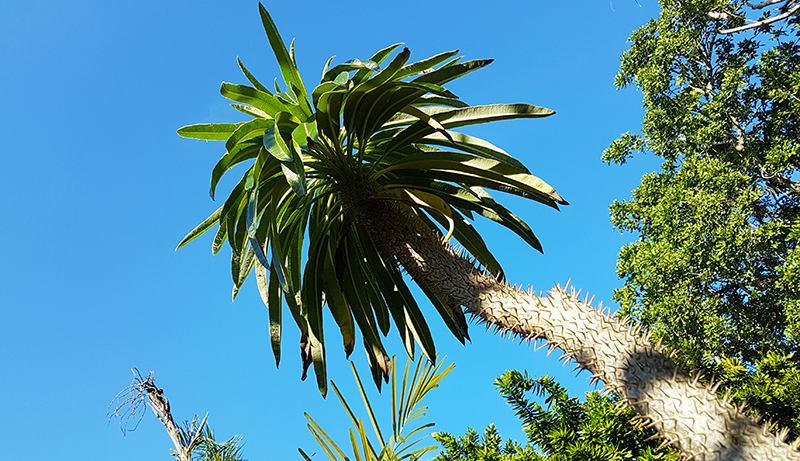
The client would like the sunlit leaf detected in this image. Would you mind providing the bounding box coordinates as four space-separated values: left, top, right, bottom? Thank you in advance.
177 122 244 141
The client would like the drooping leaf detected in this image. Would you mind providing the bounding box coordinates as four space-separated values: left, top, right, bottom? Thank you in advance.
379 152 566 208
342 48 412 143
255 259 281 367
232 243 255 301
315 87 346 142
323 61 378 84
423 130 529 172
341 236 391 385
356 226 436 361
209 141 263 200
323 250 356 357
263 124 294 162
211 218 227 255
226 118 274 153
309 329 328 397
385 104 555 154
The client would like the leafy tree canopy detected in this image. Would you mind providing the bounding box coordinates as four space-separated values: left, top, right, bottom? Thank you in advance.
433 371 677 461
603 0 800 438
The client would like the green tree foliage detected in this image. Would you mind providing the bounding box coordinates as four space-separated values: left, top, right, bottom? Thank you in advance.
433 371 677 461
192 426 246 461
434 426 540 461
603 0 800 438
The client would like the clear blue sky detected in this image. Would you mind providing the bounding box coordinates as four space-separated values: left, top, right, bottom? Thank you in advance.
0 1 663 460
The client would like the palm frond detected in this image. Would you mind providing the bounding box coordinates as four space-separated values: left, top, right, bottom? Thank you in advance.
303 356 454 461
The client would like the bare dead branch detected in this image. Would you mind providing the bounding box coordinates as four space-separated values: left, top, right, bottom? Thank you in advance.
108 368 207 461
107 368 153 435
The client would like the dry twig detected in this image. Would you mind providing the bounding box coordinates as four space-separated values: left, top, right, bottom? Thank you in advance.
108 368 206 461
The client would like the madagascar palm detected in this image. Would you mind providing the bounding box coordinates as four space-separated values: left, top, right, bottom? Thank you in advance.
177 4 800 460
177 4 562 390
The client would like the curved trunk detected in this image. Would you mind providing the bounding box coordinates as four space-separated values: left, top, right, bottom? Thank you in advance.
361 204 800 460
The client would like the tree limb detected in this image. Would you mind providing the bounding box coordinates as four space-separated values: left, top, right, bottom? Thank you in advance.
719 4 800 34
748 0 792 10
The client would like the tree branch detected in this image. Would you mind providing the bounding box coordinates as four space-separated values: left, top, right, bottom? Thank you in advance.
718 4 800 34
748 0 791 10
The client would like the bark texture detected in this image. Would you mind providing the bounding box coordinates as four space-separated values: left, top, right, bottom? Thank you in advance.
361 204 800 460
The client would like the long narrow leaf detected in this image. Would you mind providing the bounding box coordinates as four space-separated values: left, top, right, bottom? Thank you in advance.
177 206 222 249
379 153 566 207
221 82 306 120
309 331 328 397
385 104 554 154
356 226 435 361
349 362 385 448
232 243 255 301
360 60 493 138
258 3 313 116
209 142 262 200
255 260 281 367
237 57 271 93
411 94 469 108
231 103 270 119
341 243 391 384
422 130 529 171
344 48 411 143
395 50 460 80
330 380 379 458
177 122 244 141
268 264 283 365
316 88 346 142
351 43 403 85
398 105 453 143
226 118 273 161
220 172 250 255
304 418 345 461
356 228 415 358
298 448 315 461
212 217 227 255
417 282 469 343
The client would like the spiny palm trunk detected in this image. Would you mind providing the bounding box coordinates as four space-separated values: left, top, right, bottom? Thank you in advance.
361 203 800 461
